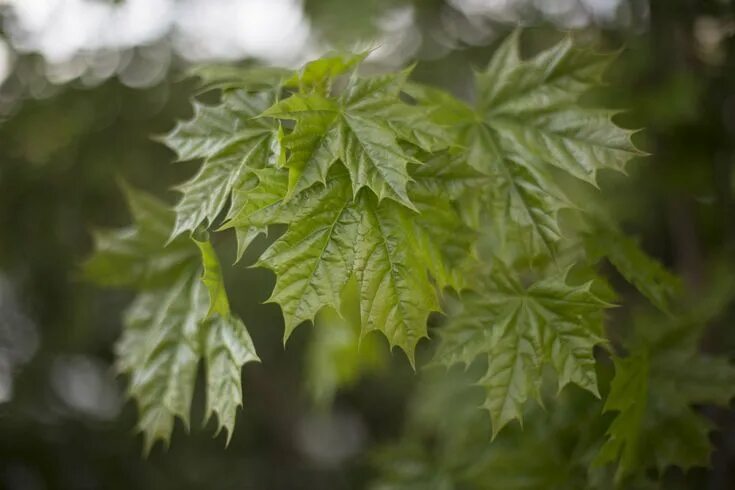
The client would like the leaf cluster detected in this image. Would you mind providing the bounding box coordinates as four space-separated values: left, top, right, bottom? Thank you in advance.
83 30 734 483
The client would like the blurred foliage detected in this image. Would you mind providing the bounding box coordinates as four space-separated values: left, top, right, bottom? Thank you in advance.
1 0 735 489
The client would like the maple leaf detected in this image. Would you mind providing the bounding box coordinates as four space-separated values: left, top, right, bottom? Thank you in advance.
84 186 258 452
224 166 446 364
410 31 642 261
262 68 449 208
435 268 611 436
584 223 681 313
597 302 735 477
475 30 644 185
162 89 282 237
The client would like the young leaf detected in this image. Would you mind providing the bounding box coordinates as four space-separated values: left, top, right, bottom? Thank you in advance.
305 300 384 407
225 167 289 261
194 238 230 317
284 52 367 93
262 70 437 209
188 64 291 93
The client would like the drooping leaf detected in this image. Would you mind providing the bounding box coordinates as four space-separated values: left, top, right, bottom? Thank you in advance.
83 184 199 288
195 236 260 441
117 270 206 454
252 170 361 340
194 238 230 317
86 186 259 451
201 312 259 442
354 192 439 364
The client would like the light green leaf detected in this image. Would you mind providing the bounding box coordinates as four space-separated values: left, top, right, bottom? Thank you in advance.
87 186 259 452
230 166 442 362
194 238 230 317
263 72 431 209
305 300 384 407
223 167 290 261
188 64 291 92
285 52 367 92
172 131 275 237
263 93 342 195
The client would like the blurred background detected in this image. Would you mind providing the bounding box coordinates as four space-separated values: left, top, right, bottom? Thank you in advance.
0 0 734 488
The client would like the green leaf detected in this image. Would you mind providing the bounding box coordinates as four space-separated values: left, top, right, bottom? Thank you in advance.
83 183 199 288
468 124 570 258
165 90 280 237
224 167 290 261
595 354 649 473
194 238 230 317
597 311 735 476
355 192 438 365
435 268 610 436
254 170 361 340
188 64 291 92
284 52 367 92
86 186 259 451
265 93 342 196
584 225 681 313
407 189 477 291
202 313 259 442
305 298 384 407
263 71 430 209
229 165 441 362
117 270 207 454
476 32 643 186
